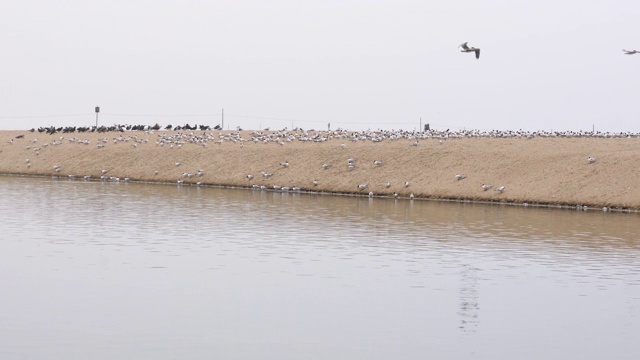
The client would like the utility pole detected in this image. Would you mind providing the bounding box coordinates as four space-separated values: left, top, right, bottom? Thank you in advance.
222 108 224 130
95 106 100 127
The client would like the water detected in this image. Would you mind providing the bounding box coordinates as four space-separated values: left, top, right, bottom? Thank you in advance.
0 176 639 360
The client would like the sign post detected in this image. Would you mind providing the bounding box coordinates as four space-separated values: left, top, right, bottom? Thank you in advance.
95 106 100 127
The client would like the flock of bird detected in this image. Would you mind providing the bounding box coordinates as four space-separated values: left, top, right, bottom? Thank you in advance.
460 42 638 59
5 125 607 203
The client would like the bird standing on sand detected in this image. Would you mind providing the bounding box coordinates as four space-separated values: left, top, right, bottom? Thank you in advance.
482 184 492 191
623 49 639 55
459 42 480 59
495 186 505 193
455 174 466 181
587 156 597 164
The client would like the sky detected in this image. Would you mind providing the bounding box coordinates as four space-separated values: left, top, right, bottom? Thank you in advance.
1 0 639 132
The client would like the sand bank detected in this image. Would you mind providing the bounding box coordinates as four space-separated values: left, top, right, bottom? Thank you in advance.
1 129 639 211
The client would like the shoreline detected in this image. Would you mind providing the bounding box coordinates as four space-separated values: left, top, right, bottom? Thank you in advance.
1 129 639 212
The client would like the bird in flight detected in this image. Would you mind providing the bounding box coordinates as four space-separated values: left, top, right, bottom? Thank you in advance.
459 42 480 59
623 49 639 55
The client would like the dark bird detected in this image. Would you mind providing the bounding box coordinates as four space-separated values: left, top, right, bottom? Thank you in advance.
459 42 480 59
623 49 639 55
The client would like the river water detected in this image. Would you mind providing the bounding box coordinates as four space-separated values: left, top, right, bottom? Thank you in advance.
0 176 638 360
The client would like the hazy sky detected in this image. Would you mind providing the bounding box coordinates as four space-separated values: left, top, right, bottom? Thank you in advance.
1 0 639 132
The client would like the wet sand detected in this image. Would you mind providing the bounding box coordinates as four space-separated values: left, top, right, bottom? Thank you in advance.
1 129 639 210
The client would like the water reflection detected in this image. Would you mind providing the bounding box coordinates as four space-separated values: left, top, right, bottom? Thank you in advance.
1 176 639 359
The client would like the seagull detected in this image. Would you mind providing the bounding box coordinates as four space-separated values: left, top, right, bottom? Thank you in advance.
587 156 597 164
279 161 289 167
357 183 368 190
368 191 374 198
373 160 384 166
384 182 391 188
495 186 505 193
322 163 332 170
459 42 480 59
623 49 639 55
246 174 254 180
404 181 410 187
312 180 318 186
455 174 466 181
482 184 492 191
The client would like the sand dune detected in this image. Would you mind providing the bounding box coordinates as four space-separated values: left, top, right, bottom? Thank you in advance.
1 129 639 211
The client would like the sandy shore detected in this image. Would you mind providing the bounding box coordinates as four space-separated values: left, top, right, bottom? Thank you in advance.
1 129 639 211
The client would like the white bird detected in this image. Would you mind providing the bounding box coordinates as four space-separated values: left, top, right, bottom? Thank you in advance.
357 183 368 190
409 193 414 200
312 180 319 186
482 184 492 191
280 161 289 167
247 174 254 180
459 42 480 59
404 181 410 187
495 186 505 193
368 191 374 198
175 162 181 167
623 49 639 55
322 163 332 170
373 160 384 166
587 156 597 164
455 174 466 181
384 182 391 188
101 169 108 174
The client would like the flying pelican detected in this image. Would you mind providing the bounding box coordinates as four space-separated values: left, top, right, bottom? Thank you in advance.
623 49 639 55
459 42 480 59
